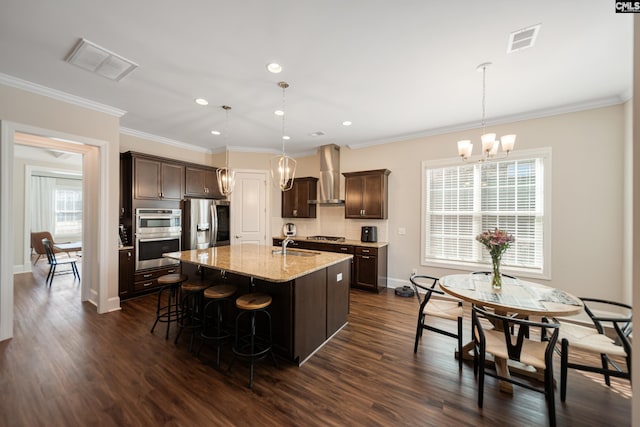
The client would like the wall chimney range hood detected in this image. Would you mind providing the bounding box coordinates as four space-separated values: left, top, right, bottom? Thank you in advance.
309 144 344 205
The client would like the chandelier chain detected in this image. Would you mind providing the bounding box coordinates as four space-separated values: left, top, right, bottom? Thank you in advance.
481 65 487 133
281 83 287 154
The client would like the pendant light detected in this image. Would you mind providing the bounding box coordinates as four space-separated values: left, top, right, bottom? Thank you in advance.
270 81 296 191
457 62 516 162
216 105 235 196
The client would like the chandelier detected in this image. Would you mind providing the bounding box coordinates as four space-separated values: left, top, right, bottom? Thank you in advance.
457 62 516 161
216 105 235 196
270 81 297 191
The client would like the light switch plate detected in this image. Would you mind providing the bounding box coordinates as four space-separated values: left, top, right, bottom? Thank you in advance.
337 273 343 282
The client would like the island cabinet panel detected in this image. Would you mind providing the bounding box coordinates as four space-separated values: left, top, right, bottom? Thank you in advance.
326 260 351 336
184 166 222 199
343 169 391 219
294 268 328 362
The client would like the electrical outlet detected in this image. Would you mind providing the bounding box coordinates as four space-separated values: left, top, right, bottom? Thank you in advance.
337 273 343 282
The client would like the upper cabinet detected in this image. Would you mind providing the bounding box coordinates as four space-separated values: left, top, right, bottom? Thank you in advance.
282 177 318 218
184 166 222 199
342 169 391 219
134 156 184 201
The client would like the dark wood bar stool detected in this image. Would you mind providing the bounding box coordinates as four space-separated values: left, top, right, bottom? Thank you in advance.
174 279 210 351
228 292 278 388
150 273 187 339
197 284 238 367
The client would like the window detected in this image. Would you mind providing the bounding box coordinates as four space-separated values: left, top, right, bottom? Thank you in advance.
421 148 551 278
54 185 82 237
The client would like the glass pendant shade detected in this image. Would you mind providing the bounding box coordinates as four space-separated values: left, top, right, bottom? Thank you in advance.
271 81 296 191
270 155 297 191
217 166 235 196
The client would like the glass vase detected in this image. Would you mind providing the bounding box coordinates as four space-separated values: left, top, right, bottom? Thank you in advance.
491 255 502 289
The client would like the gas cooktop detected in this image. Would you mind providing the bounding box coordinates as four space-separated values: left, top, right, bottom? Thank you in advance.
307 235 346 242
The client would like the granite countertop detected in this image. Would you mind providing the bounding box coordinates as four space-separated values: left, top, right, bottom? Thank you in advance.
163 244 353 283
273 235 388 249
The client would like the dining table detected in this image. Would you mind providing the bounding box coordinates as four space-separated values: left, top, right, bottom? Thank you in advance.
439 273 583 393
53 241 82 255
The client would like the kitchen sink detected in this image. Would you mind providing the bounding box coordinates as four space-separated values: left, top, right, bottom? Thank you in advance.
271 249 321 257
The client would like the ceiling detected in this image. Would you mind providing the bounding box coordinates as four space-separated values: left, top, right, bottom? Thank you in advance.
0 1 633 155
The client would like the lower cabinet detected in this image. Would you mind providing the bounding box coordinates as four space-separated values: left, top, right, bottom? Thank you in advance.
353 246 387 293
118 248 134 299
119 260 180 300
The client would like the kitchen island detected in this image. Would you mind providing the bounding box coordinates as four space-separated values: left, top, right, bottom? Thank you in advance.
163 244 353 365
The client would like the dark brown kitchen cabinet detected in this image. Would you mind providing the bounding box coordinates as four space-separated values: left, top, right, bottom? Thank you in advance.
118 247 134 298
134 156 184 201
184 166 222 198
342 169 391 219
353 246 387 293
282 177 318 218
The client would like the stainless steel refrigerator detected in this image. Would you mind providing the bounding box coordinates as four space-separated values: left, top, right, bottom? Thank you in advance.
182 199 231 249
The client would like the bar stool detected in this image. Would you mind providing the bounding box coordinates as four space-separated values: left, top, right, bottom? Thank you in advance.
197 284 238 367
150 273 187 339
228 292 278 388
174 279 210 351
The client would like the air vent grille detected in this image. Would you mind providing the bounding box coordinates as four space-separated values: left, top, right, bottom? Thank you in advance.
65 38 138 81
507 24 541 53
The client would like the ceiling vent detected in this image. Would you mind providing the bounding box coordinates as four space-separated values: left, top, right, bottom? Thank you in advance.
65 38 138 81
507 24 541 53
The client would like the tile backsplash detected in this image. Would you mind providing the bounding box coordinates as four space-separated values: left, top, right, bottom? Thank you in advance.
272 205 389 242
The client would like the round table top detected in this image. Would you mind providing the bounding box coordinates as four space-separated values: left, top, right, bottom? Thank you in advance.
439 274 583 317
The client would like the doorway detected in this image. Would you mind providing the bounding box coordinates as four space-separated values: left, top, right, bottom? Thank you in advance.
0 121 114 342
16 141 84 273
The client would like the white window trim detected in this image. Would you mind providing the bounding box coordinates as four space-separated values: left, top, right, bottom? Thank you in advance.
420 147 552 280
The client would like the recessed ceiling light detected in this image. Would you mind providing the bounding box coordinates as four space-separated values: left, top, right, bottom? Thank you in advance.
211 130 221 135
342 121 352 126
282 135 290 140
267 63 283 73
195 98 209 106
274 110 284 116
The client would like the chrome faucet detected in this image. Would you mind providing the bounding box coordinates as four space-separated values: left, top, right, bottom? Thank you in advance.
282 236 293 255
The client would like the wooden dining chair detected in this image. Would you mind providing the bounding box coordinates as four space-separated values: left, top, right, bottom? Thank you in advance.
42 238 80 286
409 274 464 369
557 297 632 402
472 305 560 427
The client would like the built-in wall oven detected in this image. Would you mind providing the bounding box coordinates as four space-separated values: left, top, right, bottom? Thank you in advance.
135 208 181 271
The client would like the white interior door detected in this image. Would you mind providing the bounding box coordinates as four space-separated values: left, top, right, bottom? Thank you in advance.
231 170 267 245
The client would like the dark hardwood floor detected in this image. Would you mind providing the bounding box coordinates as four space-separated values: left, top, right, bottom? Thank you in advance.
1 263 631 426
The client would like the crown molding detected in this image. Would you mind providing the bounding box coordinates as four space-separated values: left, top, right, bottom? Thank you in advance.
347 95 627 150
119 127 211 153
0 72 127 118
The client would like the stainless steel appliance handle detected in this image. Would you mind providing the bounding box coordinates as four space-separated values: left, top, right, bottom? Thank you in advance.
138 237 179 243
211 204 218 246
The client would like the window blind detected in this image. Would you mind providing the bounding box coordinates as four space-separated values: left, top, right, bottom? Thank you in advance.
423 150 548 274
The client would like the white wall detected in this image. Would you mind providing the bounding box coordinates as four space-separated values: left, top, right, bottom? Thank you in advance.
290 105 628 303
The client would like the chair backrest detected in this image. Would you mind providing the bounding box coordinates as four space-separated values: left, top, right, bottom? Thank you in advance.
42 238 57 265
580 297 633 356
409 274 444 308
472 305 560 363
31 231 56 255
471 271 518 280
